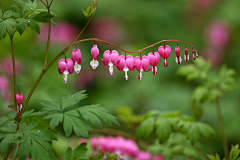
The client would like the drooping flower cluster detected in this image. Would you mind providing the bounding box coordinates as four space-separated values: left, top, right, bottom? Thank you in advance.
58 44 198 83
86 136 165 160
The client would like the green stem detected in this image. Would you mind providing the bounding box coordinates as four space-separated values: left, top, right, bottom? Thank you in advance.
21 16 93 113
0 2 4 13
195 143 208 160
204 138 214 155
3 145 11 160
10 38 17 111
43 7 52 70
216 98 229 160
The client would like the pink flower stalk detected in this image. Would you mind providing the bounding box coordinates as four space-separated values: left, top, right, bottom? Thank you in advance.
58 58 74 83
134 56 151 80
154 155 165 160
90 45 99 69
137 151 152 160
148 52 160 75
184 48 189 62
16 93 23 116
102 50 119 75
117 55 135 80
175 46 182 65
71 48 81 74
158 45 171 67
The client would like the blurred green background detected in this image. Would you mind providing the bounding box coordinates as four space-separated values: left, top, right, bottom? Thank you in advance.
0 0 240 159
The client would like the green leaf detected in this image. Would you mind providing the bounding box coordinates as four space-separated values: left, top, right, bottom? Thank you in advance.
28 11 55 23
8 105 15 109
50 113 63 129
156 118 171 143
39 100 61 111
0 7 2 18
0 116 10 126
188 125 200 143
14 123 58 160
193 85 209 103
22 109 34 117
3 10 13 19
78 105 120 126
72 143 87 160
0 134 15 155
40 91 118 137
81 9 88 18
62 90 87 111
18 18 27 35
26 0 37 10
8 110 19 119
65 147 72 160
0 22 7 39
28 20 40 34
51 19 59 28
11 0 30 18
136 117 155 139
209 89 223 102
229 144 240 160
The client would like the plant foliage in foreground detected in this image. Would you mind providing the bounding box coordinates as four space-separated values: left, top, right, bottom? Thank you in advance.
0 91 119 160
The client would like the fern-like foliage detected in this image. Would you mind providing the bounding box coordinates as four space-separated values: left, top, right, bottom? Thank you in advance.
38 90 119 137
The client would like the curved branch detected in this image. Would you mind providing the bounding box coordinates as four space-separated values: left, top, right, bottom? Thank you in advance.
73 38 197 54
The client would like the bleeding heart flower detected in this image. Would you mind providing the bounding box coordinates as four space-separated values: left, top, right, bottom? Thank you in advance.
117 55 135 80
134 56 151 80
71 48 81 74
192 49 196 60
175 46 182 65
184 48 189 62
90 44 99 69
148 52 160 75
58 58 74 83
158 45 171 67
16 93 23 116
102 50 119 75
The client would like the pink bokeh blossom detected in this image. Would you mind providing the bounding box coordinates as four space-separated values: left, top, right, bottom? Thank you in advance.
89 17 125 43
206 20 229 49
38 22 79 44
0 57 22 76
0 76 11 102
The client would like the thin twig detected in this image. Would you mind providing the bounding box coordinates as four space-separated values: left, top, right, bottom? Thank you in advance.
0 2 4 13
195 143 209 160
10 38 17 111
216 98 229 160
204 137 214 155
73 38 197 54
43 7 52 70
49 0 53 7
3 145 11 160
39 0 47 8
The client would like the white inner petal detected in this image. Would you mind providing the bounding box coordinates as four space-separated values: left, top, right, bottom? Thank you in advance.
63 73 68 84
74 62 81 74
109 66 114 75
124 71 128 80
